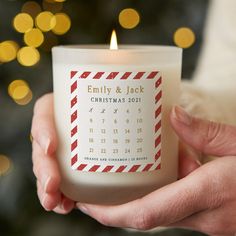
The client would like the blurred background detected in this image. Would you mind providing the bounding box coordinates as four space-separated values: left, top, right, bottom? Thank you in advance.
0 0 208 235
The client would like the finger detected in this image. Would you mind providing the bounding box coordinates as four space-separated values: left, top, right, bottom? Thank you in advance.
37 179 74 213
76 165 212 230
53 196 75 214
170 106 236 156
37 181 61 211
170 203 236 236
32 140 60 193
31 93 57 155
170 215 224 236
178 144 201 178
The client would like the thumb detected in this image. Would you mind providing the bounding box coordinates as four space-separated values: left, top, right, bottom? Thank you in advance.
170 106 236 157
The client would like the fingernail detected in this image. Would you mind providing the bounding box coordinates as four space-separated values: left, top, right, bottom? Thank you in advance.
195 159 202 166
185 147 202 164
42 195 50 211
42 175 51 192
38 136 50 155
77 203 88 215
62 199 75 211
173 106 192 126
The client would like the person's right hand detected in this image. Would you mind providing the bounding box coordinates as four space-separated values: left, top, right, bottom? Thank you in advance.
31 93 75 214
76 107 236 235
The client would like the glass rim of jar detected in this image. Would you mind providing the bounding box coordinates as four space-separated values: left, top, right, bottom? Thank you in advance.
53 44 182 53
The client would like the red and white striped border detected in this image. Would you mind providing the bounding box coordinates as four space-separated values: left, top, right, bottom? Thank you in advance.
70 70 162 172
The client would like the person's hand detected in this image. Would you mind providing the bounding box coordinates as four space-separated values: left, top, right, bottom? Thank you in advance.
76 106 236 236
31 93 75 214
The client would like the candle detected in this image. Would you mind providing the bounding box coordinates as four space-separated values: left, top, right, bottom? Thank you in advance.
52 32 182 205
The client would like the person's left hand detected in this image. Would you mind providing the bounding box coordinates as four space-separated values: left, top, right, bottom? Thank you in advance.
31 94 75 214
77 107 236 236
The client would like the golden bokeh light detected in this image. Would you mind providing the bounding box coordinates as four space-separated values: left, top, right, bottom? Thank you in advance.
24 28 44 47
30 133 33 142
0 155 11 176
13 13 34 33
22 1 42 18
119 8 140 29
43 0 63 13
14 89 33 105
0 41 19 63
8 80 33 105
8 80 28 97
40 32 58 52
17 46 40 66
174 27 196 49
52 13 71 35
36 11 56 32
12 84 30 100
44 0 65 2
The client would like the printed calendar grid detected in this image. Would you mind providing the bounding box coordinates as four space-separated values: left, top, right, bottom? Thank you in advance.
70 70 162 173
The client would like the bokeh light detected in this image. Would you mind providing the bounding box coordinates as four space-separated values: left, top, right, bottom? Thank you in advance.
8 80 27 96
24 28 44 47
44 0 66 2
13 13 34 33
0 41 19 63
21 1 42 18
30 133 33 142
35 11 56 32
17 46 40 66
118 8 140 29
12 84 30 100
174 27 196 49
0 154 11 176
14 89 33 105
42 0 63 13
52 13 71 35
8 80 33 105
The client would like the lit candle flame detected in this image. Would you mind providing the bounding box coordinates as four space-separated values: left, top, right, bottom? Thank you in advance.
110 30 118 50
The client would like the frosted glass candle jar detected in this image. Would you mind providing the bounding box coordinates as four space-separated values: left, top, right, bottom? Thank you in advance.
52 45 182 205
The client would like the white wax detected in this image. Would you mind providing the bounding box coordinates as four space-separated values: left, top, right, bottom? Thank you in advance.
52 45 182 205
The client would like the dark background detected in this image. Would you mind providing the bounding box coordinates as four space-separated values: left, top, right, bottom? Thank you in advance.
0 0 208 235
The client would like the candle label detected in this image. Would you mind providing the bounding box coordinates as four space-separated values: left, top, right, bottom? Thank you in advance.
70 70 162 172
